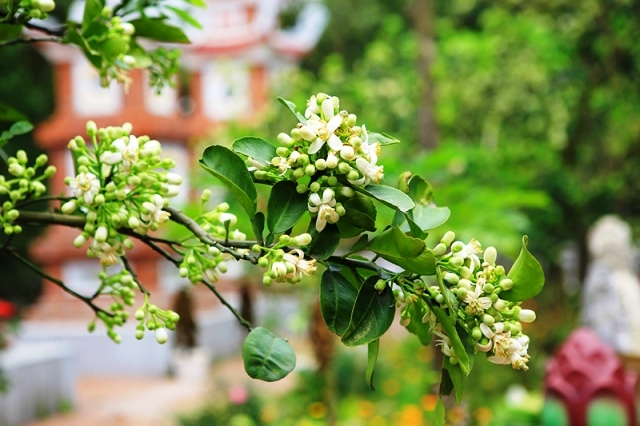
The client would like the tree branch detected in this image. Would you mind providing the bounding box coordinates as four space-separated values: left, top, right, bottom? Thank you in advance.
5 247 113 317
200 278 252 332
23 21 66 37
0 36 61 47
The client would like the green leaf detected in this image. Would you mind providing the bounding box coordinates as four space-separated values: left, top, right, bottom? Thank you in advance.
341 276 395 346
341 193 376 232
242 327 296 382
429 304 471 375
411 206 450 231
433 396 446 426
307 224 340 260
233 136 277 167
348 235 369 255
408 175 434 205
366 339 380 390
82 0 105 29
0 102 26 122
251 212 265 245
439 368 454 398
166 6 203 29
277 97 306 124
502 235 545 302
100 36 129 60
405 214 427 239
353 184 415 212
129 18 190 43
320 270 359 336
443 358 465 404
0 24 23 42
367 227 436 275
200 145 257 218
404 303 432 346
8 121 33 136
266 181 308 234
367 132 400 146
184 0 206 7
127 41 152 68
66 28 102 68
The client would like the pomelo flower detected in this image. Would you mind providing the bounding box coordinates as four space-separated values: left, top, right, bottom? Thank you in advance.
142 194 170 226
308 189 339 232
101 136 139 170
69 172 100 205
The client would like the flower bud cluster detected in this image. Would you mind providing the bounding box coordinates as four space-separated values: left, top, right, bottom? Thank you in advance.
133 301 180 344
0 150 54 235
430 232 535 370
63 122 181 268
247 93 384 232
17 0 55 20
176 202 246 284
255 233 317 285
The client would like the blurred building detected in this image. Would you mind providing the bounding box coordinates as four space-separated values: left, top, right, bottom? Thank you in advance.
21 0 327 375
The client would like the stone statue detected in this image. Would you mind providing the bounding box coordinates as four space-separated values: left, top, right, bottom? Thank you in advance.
582 215 640 356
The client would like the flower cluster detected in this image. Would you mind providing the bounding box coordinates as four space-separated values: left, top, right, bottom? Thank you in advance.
63 122 182 267
0 150 55 235
255 233 317 285
247 93 384 232
395 232 536 371
134 301 180 344
14 0 56 20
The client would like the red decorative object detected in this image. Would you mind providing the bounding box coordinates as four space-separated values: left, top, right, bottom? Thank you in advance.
0 299 15 320
545 328 638 426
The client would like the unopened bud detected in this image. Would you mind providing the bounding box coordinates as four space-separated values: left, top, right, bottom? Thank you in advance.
518 309 536 323
433 243 447 256
155 327 168 344
278 132 294 146
499 278 513 291
295 233 312 246
443 272 459 285
441 231 455 246
483 246 497 266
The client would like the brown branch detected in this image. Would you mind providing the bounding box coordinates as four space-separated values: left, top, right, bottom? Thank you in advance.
23 21 66 37
0 36 61 47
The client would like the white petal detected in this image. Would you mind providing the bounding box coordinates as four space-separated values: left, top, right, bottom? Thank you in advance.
321 98 334 119
480 323 494 339
322 188 333 204
101 152 123 165
83 192 94 204
487 355 511 365
112 138 127 151
327 115 343 134
348 177 366 186
128 135 138 150
308 138 325 155
309 193 321 206
361 124 368 144
327 134 343 151
316 215 327 232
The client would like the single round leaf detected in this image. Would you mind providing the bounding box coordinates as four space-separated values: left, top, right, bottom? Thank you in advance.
502 235 545 302
266 181 308 233
242 327 296 382
200 145 257 218
233 136 277 166
411 206 450 231
341 277 395 347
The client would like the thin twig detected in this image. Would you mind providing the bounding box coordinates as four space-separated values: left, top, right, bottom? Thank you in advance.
5 248 113 317
15 195 71 209
120 255 150 295
23 21 66 37
200 279 252 332
0 36 61 47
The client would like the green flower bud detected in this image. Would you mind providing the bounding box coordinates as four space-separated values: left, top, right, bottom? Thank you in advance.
433 243 447 256
179 267 189 277
459 266 472 279
12 225 22 234
347 170 360 181
254 170 267 180
87 322 96 332
276 146 290 157
135 329 144 340
278 132 294 146
495 265 506 275
258 257 269 268
73 234 87 248
295 233 312 246
441 231 455 246
472 327 482 340
338 163 351 174
315 159 327 170
292 168 305 179
135 309 145 320
263 275 272 286
290 128 301 141
435 294 444 304
95 226 108 243
300 126 315 141
340 186 355 197
309 182 321 193
327 176 338 186
482 314 495 326
493 299 506 311
450 256 464 268
451 241 464 253
201 189 212 202
483 283 494 293
347 114 357 127
499 278 513 291
336 204 346 216
443 272 459 285
155 328 168 344
6 209 19 221
305 164 316 176
43 165 56 177
296 184 307 194
8 163 24 177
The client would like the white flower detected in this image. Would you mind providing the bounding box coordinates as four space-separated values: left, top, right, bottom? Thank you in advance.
247 157 266 171
308 189 339 232
90 240 123 266
271 156 290 175
142 194 170 226
359 125 380 164
283 249 317 280
304 95 321 118
434 329 455 358
69 172 101 205
140 140 161 157
101 136 139 170
453 239 483 271
348 157 384 187
462 278 492 315
306 115 344 155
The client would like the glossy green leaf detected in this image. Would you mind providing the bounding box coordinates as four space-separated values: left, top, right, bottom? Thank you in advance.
443 358 464 404
233 136 277 167
266 181 308 233
502 235 545 302
66 29 102 68
242 327 296 382
8 121 32 136
320 270 359 336
0 102 26 122
411 206 450 231
129 18 190 43
429 304 471 375
0 24 22 42
341 193 376 232
366 339 380 390
83 0 105 29
336 220 365 239
251 212 265 245
307 224 340 260
404 214 427 239
404 303 432 346
408 175 434 205
278 97 306 123
348 235 369 255
354 184 415 212
341 276 395 346
367 227 436 275
367 132 400 146
200 145 257 218
166 6 202 29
